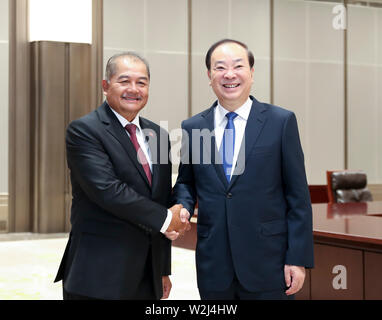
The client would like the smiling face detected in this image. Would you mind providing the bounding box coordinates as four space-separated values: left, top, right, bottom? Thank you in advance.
208 42 254 111
102 56 149 121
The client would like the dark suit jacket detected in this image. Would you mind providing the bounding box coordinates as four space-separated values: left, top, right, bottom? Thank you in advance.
54 102 172 300
173 96 314 293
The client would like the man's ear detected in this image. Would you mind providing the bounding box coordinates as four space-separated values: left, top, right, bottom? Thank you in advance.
102 80 109 96
207 70 211 85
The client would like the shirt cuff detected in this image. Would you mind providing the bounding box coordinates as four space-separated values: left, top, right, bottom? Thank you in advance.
160 209 173 233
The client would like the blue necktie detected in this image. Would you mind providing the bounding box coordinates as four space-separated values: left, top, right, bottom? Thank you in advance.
221 112 238 182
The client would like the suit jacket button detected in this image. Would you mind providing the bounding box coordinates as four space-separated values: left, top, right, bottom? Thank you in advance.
227 193 232 199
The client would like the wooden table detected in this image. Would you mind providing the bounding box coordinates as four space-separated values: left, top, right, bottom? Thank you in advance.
297 201 382 300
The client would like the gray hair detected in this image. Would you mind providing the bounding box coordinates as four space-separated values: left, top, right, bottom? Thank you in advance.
105 51 150 82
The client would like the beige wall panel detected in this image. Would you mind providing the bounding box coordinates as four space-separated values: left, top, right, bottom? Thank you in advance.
306 2 344 184
0 43 8 193
230 0 270 58
192 0 230 54
0 0 8 40
144 52 188 133
144 0 188 130
308 2 344 62
348 6 377 65
274 0 345 184
146 0 187 53
307 63 344 184
251 58 270 104
191 53 216 115
143 52 188 170
274 0 306 61
273 60 307 147
378 67 382 182
347 5 381 183
274 0 308 178
0 0 8 195
348 66 378 183
378 11 382 65
103 0 144 51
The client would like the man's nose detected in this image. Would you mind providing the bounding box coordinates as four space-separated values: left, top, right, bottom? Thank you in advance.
126 82 139 92
224 68 236 79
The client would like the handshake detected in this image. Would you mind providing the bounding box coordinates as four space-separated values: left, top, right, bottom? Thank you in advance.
164 204 191 241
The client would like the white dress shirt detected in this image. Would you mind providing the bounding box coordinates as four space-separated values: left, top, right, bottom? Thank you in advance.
109 106 172 233
214 97 252 179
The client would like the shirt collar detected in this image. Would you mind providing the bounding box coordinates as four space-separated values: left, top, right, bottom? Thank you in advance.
108 105 142 132
215 97 252 126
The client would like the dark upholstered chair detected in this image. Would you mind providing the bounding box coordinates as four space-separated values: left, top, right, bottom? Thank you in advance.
326 170 373 204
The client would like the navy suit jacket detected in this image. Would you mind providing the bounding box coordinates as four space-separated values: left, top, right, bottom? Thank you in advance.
173 96 314 292
54 102 172 299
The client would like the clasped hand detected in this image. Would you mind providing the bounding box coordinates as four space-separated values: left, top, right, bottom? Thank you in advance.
164 204 191 241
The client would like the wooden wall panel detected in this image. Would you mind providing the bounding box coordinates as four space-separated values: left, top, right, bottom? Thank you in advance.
0 194 8 232
69 44 92 120
9 0 103 233
91 0 104 109
364 252 382 300
30 41 91 233
311 244 363 300
65 43 92 231
8 0 31 232
31 41 66 233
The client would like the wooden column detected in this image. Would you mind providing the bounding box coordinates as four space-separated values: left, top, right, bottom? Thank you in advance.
91 0 104 110
30 41 92 233
9 0 103 233
8 0 31 232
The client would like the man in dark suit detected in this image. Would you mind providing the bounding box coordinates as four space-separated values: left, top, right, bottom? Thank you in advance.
172 39 314 300
55 52 189 300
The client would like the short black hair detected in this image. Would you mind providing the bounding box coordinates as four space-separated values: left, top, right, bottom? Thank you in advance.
205 39 255 70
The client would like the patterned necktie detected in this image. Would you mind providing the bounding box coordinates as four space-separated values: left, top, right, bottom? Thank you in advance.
221 112 238 182
125 124 152 186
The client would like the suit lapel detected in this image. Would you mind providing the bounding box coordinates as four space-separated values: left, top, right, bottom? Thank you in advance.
201 103 229 189
229 96 268 190
97 102 151 188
